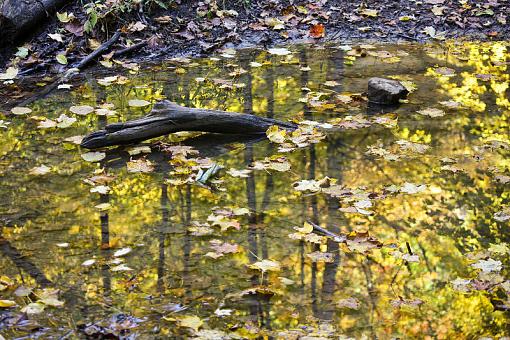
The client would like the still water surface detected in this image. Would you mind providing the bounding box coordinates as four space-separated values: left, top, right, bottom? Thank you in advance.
0 41 509 338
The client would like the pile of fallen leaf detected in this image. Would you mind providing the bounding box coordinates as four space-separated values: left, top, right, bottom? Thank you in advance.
1 0 509 78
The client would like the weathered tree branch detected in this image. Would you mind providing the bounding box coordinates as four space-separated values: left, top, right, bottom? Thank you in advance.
17 30 122 107
81 100 297 149
74 31 122 69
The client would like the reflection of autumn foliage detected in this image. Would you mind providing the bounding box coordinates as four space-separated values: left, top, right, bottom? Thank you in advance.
0 43 509 338
426 41 510 112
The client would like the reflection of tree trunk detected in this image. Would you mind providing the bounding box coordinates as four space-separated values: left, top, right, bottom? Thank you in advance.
157 182 170 293
245 144 258 265
318 137 344 320
100 194 110 249
317 49 345 321
98 114 112 297
182 184 192 299
100 194 112 297
300 47 320 315
241 59 264 327
361 259 377 337
259 173 271 260
0 237 51 286
258 63 275 261
309 143 319 317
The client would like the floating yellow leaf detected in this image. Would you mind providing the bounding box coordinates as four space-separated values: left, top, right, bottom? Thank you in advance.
266 125 287 143
81 152 106 162
21 302 45 314
296 221 314 234
417 108 445 117
127 158 154 173
70 105 94 115
267 48 292 56
248 259 281 273
0 300 16 308
178 315 203 332
30 165 51 176
128 99 151 107
11 106 32 115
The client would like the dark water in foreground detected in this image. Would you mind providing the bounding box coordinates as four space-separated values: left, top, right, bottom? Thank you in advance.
0 41 509 338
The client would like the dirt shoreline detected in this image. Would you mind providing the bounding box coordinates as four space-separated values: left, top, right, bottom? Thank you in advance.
1 0 508 76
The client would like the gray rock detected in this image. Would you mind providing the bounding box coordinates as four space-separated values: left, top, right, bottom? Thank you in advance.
367 78 408 105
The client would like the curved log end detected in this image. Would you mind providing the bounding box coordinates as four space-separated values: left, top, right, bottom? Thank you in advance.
81 130 110 149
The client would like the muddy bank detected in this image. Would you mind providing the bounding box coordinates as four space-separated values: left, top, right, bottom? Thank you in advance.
0 0 509 76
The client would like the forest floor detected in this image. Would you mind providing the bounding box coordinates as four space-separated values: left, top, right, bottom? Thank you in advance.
0 0 509 77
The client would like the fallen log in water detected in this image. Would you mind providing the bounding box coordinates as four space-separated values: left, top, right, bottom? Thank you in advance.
81 100 297 149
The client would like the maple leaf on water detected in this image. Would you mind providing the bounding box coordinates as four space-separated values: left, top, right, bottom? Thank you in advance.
451 278 471 292
494 208 510 222
251 156 291 172
434 67 456 76
329 115 372 130
396 140 430 154
417 108 446 118
177 315 203 332
38 288 64 307
471 258 502 273
189 223 214 236
494 175 510 184
293 177 331 193
441 164 464 173
307 251 335 263
392 250 420 263
239 286 276 298
160 144 198 157
206 239 239 258
439 100 461 108
337 297 361 310
400 182 427 194
127 158 154 173
345 231 382 253
113 247 132 257
391 298 424 308
288 222 327 244
207 214 240 231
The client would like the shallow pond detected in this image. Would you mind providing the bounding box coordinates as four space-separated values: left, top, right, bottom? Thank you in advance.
0 41 509 338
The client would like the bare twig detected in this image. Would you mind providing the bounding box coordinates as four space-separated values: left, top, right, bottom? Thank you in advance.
16 31 122 107
113 40 147 58
306 220 345 242
74 30 122 69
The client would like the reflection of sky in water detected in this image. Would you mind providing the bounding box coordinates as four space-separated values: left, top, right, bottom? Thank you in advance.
0 42 509 338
